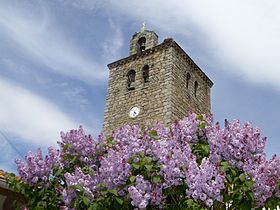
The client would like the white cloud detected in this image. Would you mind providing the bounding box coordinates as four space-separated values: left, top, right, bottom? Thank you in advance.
0 1 106 85
0 78 79 146
73 0 280 90
180 1 280 87
66 0 106 11
100 19 124 61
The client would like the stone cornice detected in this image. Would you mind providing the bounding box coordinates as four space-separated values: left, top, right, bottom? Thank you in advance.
107 38 213 87
107 39 172 69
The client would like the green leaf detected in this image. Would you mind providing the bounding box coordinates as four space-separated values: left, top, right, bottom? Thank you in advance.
106 136 114 143
201 144 209 154
38 188 45 196
64 143 73 150
247 191 254 201
88 205 94 210
186 199 193 206
226 174 232 183
132 163 140 169
129 176 136 183
90 203 99 209
145 164 153 171
83 196 90 205
150 130 158 138
221 162 229 172
197 114 204 121
152 176 161 184
109 189 118 196
199 122 206 129
100 190 108 196
144 156 153 163
115 197 123 205
233 176 240 184
239 173 246 182
54 168 63 176
239 200 252 210
246 180 253 188
70 156 78 164
233 192 242 202
72 185 84 192
37 201 47 208
230 167 237 176
139 151 145 157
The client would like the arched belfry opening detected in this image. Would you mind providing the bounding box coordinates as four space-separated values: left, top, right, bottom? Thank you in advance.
137 37 146 52
127 70 136 90
129 25 159 55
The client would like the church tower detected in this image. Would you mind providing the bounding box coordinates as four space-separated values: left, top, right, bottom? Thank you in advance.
102 25 213 134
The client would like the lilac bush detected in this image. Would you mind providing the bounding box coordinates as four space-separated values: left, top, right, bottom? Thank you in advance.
7 113 280 209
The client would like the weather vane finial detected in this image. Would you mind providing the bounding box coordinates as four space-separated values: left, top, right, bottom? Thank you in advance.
140 21 146 32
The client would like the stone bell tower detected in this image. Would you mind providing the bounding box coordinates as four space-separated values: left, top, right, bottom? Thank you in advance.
102 24 213 134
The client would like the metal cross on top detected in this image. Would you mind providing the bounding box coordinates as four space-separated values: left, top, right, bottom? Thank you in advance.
140 21 146 32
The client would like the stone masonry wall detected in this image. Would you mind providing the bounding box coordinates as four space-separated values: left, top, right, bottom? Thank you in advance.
103 45 173 134
169 43 212 122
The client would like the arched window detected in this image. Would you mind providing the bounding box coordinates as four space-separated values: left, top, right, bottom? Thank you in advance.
194 81 199 97
142 65 149 83
137 37 146 52
127 70 136 90
186 72 191 89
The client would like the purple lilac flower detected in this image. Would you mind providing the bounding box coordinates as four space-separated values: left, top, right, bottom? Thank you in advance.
63 167 99 205
150 185 165 208
185 158 225 207
16 147 60 185
171 113 200 144
98 148 131 189
206 119 266 172
61 188 76 206
58 126 98 168
250 156 280 207
128 175 152 209
151 137 196 188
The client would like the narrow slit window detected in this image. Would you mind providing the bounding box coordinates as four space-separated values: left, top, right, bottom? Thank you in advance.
186 72 191 89
142 65 149 83
194 81 199 97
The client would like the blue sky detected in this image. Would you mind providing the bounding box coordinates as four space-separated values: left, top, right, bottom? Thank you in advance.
1 0 280 172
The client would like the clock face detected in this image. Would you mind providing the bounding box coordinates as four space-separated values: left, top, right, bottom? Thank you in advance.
129 107 140 118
